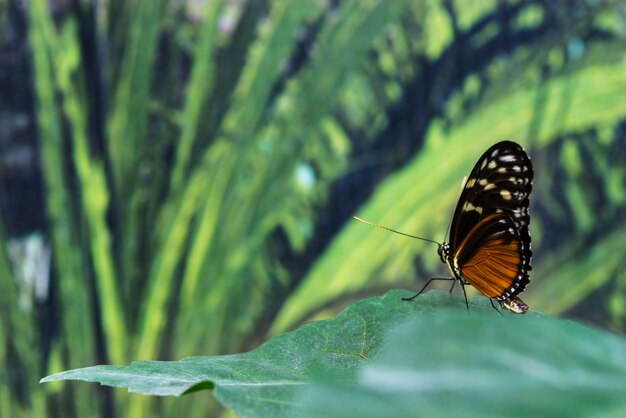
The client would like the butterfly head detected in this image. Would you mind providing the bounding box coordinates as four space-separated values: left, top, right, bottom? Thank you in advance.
437 243 450 264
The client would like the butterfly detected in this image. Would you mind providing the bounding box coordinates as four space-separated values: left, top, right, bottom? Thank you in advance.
355 141 533 313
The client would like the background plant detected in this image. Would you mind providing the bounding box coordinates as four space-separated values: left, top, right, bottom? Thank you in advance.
1 0 626 417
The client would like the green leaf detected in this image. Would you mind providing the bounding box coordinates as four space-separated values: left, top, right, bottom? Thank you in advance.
41 291 626 417
299 310 626 418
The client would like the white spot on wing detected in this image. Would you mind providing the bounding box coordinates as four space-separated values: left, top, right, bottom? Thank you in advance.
500 190 512 200
463 202 483 214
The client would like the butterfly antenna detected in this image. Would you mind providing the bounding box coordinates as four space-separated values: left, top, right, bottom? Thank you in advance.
352 216 441 246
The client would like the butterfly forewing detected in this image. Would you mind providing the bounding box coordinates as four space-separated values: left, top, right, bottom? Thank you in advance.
449 141 533 250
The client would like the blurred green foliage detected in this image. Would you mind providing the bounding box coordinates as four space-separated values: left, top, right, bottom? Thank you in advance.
1 0 626 417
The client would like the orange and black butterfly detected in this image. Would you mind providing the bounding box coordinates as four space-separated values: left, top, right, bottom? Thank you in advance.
356 141 533 313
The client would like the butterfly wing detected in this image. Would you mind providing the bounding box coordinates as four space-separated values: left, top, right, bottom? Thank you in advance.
448 141 533 302
454 213 530 302
449 142 532 282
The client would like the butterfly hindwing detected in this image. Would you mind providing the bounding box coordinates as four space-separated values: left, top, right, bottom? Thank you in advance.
454 213 530 300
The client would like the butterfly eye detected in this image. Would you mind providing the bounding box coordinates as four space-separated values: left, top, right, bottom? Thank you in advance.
437 244 448 263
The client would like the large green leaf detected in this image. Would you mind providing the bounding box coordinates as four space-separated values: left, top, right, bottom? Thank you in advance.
300 312 626 417
42 290 451 415
42 291 626 417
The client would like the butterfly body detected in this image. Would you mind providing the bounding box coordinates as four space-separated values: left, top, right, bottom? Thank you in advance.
355 141 533 313
439 141 533 313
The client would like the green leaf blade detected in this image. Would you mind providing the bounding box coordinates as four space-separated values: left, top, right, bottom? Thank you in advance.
41 291 626 417
301 310 626 418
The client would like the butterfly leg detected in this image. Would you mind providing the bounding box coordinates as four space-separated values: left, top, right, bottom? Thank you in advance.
459 280 469 313
489 299 504 316
402 277 455 301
